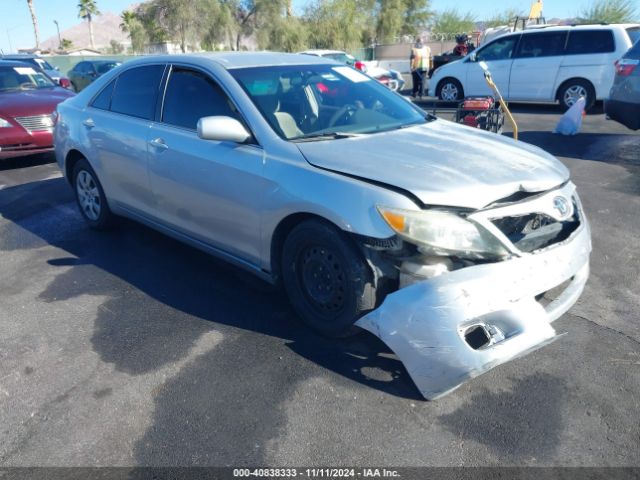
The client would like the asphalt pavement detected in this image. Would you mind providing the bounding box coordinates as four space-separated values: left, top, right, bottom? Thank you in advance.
0 104 638 467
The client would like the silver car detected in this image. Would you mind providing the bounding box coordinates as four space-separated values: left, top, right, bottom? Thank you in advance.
54 53 591 399
606 39 640 130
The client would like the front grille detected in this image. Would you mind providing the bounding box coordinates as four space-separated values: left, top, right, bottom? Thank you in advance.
492 200 580 253
14 114 54 132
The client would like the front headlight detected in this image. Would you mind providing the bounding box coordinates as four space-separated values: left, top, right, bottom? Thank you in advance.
378 206 508 259
0 117 13 128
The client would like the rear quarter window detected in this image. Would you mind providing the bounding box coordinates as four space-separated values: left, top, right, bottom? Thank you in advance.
90 79 116 110
627 27 640 46
566 30 615 54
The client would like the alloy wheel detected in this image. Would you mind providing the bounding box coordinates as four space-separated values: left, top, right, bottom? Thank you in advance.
76 170 101 221
563 85 587 108
441 83 459 101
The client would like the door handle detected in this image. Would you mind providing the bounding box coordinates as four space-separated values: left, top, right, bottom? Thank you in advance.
148 138 169 150
82 118 95 128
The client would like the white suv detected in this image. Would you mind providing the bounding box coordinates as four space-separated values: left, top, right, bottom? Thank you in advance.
429 24 640 109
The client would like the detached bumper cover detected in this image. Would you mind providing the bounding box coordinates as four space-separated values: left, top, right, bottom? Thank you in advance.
356 222 591 400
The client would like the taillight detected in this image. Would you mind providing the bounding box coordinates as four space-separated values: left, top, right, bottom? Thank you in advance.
354 60 367 73
615 58 639 76
59 78 72 89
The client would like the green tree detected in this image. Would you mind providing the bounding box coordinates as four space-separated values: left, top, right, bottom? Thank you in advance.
78 0 100 49
577 0 638 23
108 39 124 54
26 0 40 49
262 15 308 51
377 0 405 43
430 8 475 38
402 0 432 38
120 10 147 53
60 38 73 50
485 8 524 28
305 0 370 50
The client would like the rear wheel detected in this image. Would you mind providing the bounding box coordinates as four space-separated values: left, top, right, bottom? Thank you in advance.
437 78 464 102
72 159 114 229
558 79 595 111
281 219 376 337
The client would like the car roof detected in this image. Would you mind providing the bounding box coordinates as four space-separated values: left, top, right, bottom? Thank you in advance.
0 60 41 68
120 52 333 70
299 49 347 56
86 59 121 64
1 54 39 59
517 23 640 35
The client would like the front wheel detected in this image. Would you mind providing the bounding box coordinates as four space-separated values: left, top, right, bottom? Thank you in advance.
558 80 595 111
73 159 114 229
437 78 464 102
281 219 377 337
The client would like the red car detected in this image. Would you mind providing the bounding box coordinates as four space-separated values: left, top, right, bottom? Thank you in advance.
0 61 74 159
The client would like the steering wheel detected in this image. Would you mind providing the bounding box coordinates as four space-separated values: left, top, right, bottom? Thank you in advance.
328 103 358 128
19 82 36 89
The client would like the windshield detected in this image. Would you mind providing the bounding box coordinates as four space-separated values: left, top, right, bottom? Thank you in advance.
323 53 353 64
0 66 55 91
34 58 54 70
96 62 120 74
231 64 428 140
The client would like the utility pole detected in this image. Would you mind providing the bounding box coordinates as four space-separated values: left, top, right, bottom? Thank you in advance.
54 20 62 50
6 28 13 53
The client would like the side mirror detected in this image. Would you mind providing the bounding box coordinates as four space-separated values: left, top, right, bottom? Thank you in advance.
197 116 251 143
469 52 477 62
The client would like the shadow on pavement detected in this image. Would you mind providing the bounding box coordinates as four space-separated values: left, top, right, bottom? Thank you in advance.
0 176 422 402
0 152 55 172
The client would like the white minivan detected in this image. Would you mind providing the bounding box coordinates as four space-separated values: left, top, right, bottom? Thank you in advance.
429 24 640 109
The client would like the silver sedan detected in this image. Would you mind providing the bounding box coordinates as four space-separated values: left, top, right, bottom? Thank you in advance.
54 53 591 399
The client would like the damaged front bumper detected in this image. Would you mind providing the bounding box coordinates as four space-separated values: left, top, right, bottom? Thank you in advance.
356 213 591 400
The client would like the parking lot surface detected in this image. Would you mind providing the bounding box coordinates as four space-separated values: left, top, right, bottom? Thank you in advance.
0 104 639 467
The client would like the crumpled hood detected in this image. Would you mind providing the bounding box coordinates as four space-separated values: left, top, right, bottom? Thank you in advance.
296 119 569 209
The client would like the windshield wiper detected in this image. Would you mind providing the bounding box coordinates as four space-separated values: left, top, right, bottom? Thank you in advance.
291 131 361 142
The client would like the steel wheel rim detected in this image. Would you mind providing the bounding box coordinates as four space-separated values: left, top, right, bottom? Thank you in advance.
76 170 101 221
441 83 459 101
297 245 347 315
564 85 587 107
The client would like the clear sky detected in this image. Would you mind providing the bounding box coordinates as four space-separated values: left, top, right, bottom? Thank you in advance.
0 0 592 53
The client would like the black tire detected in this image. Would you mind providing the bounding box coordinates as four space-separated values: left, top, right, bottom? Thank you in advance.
72 158 114 229
436 78 464 102
281 219 376 337
558 79 595 111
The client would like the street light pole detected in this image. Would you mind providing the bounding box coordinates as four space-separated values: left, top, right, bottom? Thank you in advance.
6 28 13 53
54 20 61 51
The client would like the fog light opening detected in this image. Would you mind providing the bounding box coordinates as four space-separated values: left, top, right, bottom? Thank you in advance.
464 325 491 350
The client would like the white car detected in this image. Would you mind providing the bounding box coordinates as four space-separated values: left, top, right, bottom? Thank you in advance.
429 24 640 109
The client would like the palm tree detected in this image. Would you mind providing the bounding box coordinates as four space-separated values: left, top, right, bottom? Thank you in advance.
119 10 136 33
78 0 100 49
26 0 40 49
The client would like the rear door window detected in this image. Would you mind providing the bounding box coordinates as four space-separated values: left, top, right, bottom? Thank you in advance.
516 32 567 58
566 30 615 54
161 67 238 130
110 65 165 120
